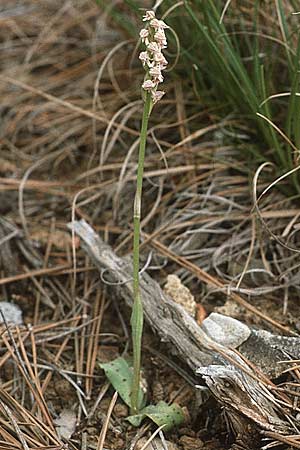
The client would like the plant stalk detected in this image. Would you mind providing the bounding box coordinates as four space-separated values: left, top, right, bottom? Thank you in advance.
130 91 152 415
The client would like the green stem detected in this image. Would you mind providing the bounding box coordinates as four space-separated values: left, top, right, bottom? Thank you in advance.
130 91 152 415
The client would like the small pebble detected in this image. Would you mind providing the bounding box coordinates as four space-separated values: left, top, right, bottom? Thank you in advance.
54 409 76 440
164 274 196 317
0 301 23 325
114 403 128 418
179 435 204 449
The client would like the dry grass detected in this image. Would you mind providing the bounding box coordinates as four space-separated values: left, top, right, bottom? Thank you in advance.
1 1 300 449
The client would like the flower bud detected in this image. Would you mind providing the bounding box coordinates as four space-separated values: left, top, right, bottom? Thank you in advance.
142 10 156 21
152 90 165 103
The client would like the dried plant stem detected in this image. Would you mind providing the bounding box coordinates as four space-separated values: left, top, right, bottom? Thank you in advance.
131 91 152 414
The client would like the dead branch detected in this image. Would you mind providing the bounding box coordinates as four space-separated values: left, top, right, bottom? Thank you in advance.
68 219 300 446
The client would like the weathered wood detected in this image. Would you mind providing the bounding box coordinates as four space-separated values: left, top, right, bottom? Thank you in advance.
67 219 219 371
68 219 299 445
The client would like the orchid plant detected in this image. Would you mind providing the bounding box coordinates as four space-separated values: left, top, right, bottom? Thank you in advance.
99 8 184 430
131 10 169 415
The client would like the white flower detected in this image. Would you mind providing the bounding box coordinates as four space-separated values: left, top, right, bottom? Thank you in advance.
139 51 149 65
142 79 156 91
154 51 168 68
139 28 149 43
152 90 165 103
143 10 155 21
149 65 164 83
154 29 167 48
159 20 169 29
147 41 161 54
150 18 169 30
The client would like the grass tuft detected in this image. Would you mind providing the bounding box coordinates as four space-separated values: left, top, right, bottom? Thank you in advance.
108 0 300 193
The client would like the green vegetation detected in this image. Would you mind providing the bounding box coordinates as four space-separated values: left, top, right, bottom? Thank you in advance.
131 91 151 414
100 358 184 430
103 0 300 192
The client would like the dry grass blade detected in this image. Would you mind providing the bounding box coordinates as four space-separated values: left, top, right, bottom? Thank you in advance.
96 391 118 450
0 389 62 449
139 425 166 450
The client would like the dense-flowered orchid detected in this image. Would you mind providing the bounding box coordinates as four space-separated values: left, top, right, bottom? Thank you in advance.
131 8 170 417
139 9 168 104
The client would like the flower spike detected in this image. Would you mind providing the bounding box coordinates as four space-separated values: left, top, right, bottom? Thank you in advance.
139 9 168 104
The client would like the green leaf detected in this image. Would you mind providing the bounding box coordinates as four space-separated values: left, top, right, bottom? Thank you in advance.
99 357 145 410
127 401 185 431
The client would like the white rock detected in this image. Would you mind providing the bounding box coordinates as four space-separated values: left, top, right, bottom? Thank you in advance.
201 312 251 348
0 301 23 325
54 409 77 440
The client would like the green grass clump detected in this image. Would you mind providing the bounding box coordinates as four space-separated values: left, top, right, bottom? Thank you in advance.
101 0 300 193
178 0 300 188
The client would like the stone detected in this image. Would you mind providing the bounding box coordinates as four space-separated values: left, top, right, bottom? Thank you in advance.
201 312 251 348
0 301 23 325
164 274 196 317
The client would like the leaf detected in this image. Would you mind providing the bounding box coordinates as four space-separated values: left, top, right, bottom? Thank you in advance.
99 357 145 410
127 401 185 431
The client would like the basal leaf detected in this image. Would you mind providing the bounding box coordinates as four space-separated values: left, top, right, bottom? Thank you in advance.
99 357 145 410
127 401 184 431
